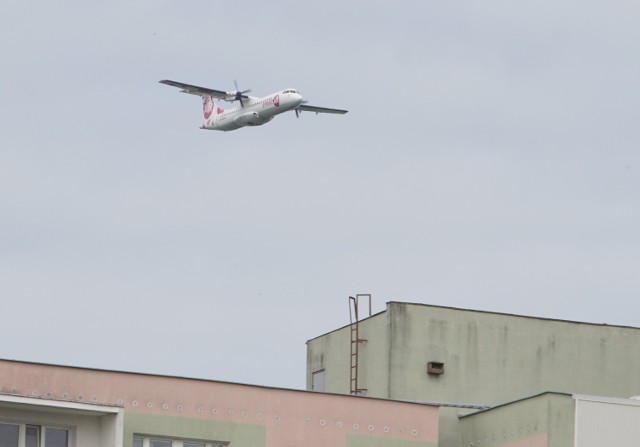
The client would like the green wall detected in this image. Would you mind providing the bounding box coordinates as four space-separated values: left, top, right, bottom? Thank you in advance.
308 302 640 404
459 392 575 447
346 433 436 447
123 413 266 447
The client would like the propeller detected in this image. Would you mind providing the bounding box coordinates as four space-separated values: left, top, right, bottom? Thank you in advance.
234 80 251 107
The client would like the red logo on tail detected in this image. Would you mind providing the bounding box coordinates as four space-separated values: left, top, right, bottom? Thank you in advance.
203 96 214 119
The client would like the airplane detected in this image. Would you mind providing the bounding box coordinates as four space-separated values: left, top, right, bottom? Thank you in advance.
159 80 348 132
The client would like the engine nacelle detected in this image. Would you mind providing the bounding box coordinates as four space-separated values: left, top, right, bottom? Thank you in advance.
225 92 239 102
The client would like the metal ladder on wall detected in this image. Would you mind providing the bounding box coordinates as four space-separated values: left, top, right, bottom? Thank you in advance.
349 294 371 395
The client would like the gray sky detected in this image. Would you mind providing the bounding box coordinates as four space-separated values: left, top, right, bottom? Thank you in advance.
1 1 639 390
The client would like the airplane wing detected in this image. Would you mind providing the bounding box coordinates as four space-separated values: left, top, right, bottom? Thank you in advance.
159 80 227 99
297 104 348 115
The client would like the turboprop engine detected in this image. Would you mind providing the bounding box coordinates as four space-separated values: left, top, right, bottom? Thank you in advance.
225 81 251 106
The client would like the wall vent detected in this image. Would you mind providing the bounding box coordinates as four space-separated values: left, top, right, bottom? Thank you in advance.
427 362 444 375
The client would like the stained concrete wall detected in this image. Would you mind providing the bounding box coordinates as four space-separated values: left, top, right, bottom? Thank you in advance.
307 301 640 446
308 302 640 403
459 393 575 447
307 308 391 397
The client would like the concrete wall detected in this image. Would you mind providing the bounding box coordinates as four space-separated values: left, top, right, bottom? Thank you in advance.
307 301 640 447
459 393 575 447
0 359 438 447
307 302 640 404
574 395 640 446
307 321 353 395
307 309 391 397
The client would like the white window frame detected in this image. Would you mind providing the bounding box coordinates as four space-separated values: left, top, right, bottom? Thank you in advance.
133 436 225 447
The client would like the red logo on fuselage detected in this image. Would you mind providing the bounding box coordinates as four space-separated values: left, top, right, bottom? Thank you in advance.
273 95 280 107
203 96 214 119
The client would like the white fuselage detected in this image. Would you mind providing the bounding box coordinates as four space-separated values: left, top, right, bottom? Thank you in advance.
201 89 304 131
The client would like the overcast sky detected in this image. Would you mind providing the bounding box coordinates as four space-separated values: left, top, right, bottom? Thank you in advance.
1 1 639 390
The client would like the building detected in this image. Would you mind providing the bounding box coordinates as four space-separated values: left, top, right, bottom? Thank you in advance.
460 393 640 447
6 300 640 447
306 301 640 446
0 394 123 447
0 359 438 447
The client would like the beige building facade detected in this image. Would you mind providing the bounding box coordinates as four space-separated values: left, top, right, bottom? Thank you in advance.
0 359 438 447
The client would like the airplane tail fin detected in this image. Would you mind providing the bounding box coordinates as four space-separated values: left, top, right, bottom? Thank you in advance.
203 95 215 120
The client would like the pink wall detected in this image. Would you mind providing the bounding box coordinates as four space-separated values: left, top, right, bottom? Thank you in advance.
0 360 438 446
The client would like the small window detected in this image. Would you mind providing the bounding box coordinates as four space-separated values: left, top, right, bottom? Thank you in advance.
44 428 68 447
151 440 172 447
26 426 40 447
0 424 68 447
0 423 19 447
